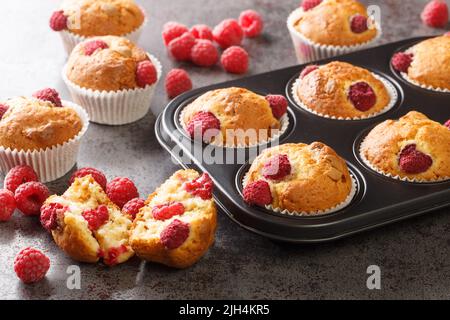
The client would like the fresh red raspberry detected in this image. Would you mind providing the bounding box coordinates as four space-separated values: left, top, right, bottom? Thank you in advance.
84 40 109 56
0 189 16 222
106 177 139 209
221 46 249 74
0 103 9 120
213 19 244 49
348 82 377 111
4 165 38 193
40 203 68 232
186 111 221 142
152 202 185 221
14 247 50 284
391 52 413 73
122 198 146 220
185 173 214 200
398 144 433 174
103 245 128 266
49 10 68 31
82 205 109 232
190 24 213 41
162 21 189 46
262 154 292 180
421 0 449 28
300 65 319 79
265 95 288 119
191 40 219 67
243 180 272 207
165 69 193 99
350 15 369 33
69 167 107 190
32 88 62 107
15 182 50 216
301 0 322 11
136 60 158 88
444 119 450 129
160 219 190 250
239 10 264 38
168 32 196 61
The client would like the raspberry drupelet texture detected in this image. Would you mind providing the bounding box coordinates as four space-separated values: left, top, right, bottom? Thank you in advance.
239 10 264 38
391 52 413 73
40 203 68 232
4 165 38 193
190 40 219 67
243 180 272 207
160 219 190 250
186 111 221 142
168 32 196 61
221 46 249 74
262 154 292 180
14 247 50 284
185 173 214 200
444 119 450 129
32 88 63 107
165 69 193 99
398 144 433 174
84 40 109 56
49 10 67 31
302 0 322 11
300 65 319 79
82 205 109 232
122 198 146 220
15 182 50 216
350 15 369 33
213 19 244 49
265 95 288 119
0 189 16 222
106 177 139 209
0 103 9 120
421 0 449 28
162 22 189 46
136 60 158 88
190 24 214 41
152 202 185 221
348 82 377 112
69 167 107 190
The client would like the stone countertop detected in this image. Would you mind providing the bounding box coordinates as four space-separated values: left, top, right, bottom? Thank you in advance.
0 0 449 300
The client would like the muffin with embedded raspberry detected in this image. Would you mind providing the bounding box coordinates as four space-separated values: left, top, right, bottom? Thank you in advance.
0 88 89 182
391 35 450 92
41 175 134 265
294 61 395 119
63 36 162 125
130 169 217 269
287 0 380 63
360 111 450 182
243 142 355 215
50 0 146 54
180 87 289 147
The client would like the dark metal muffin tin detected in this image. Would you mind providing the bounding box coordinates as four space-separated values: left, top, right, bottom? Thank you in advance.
155 37 450 243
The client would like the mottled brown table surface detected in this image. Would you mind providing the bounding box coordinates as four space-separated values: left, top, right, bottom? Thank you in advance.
0 0 448 299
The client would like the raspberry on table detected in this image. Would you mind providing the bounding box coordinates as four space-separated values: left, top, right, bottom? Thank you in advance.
239 10 264 38
122 198 146 220
300 65 319 79
168 32 196 61
69 167 107 190
32 88 63 107
184 173 214 200
190 24 214 41
301 0 322 11
186 111 221 142
0 189 16 222
262 154 292 180
162 21 189 46
213 19 244 49
444 119 450 129
14 182 50 216
40 203 68 232
221 46 249 74
165 69 193 99
348 82 377 112
421 0 449 28
49 10 68 31
136 60 158 88
106 177 139 209
14 247 50 284
243 180 272 207
350 15 369 33
0 103 9 120
82 205 109 232
152 202 185 221
391 52 413 73
265 95 288 119
190 40 219 67
160 219 190 250
398 144 433 174
4 165 38 193
84 40 109 56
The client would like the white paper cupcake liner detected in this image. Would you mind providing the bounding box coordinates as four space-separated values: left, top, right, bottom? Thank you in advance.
62 54 162 125
287 8 382 64
0 101 89 183
400 72 450 93
291 72 397 120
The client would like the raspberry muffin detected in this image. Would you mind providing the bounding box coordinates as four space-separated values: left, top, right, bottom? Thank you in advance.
50 0 146 54
391 35 450 91
360 111 450 182
41 175 134 265
63 36 162 125
294 61 393 119
243 142 354 215
287 0 380 63
130 169 217 269
0 89 89 182
180 87 288 147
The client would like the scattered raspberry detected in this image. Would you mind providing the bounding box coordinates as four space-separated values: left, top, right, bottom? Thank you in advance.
262 154 292 180
160 219 190 250
84 40 109 56
106 177 139 209
4 165 38 193
0 189 16 222
69 167 107 190
421 0 449 28
136 60 158 88
444 119 450 129
14 182 50 216
265 95 288 119
213 19 244 49
14 247 50 284
152 202 185 221
186 111 221 142
221 46 249 74
190 24 214 41
165 69 193 99
40 203 68 232
191 40 219 67
350 15 369 33
301 0 322 11
49 10 68 31
82 205 109 232
399 144 433 174
104 245 128 266
239 10 264 38
243 180 272 207
162 21 189 46
348 82 377 111
168 32 196 61
391 52 413 73
300 65 319 79
184 173 214 200
32 88 62 107
0 103 9 120
122 198 146 220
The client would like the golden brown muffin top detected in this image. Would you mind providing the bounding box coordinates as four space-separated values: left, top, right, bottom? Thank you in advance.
0 97 82 151
293 0 377 46
62 0 145 37
66 36 149 91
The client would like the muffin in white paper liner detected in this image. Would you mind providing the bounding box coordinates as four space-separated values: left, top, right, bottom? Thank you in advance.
291 72 398 120
63 54 162 125
400 72 450 93
0 101 89 183
287 8 381 64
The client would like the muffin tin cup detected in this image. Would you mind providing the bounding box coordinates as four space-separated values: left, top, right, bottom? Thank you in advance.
62 54 162 125
287 8 382 64
0 101 89 183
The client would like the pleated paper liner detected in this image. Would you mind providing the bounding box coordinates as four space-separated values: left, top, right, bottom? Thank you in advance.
400 72 450 93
